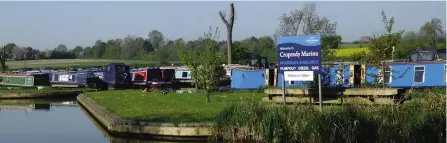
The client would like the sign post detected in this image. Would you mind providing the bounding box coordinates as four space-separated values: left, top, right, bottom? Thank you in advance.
318 73 322 112
277 35 322 108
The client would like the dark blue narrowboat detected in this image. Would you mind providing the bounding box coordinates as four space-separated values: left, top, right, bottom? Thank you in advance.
96 63 131 90
49 71 98 88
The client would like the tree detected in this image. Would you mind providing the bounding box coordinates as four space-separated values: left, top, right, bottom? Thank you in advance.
178 26 225 103
274 3 339 61
142 39 154 53
148 30 165 50
396 31 422 59
0 43 15 71
258 36 276 62
79 47 93 58
72 46 83 58
92 40 106 58
103 40 121 59
23 47 35 60
231 41 250 64
55 44 68 53
155 40 176 65
366 11 403 64
219 3 235 65
121 35 144 59
11 47 26 60
419 18 445 48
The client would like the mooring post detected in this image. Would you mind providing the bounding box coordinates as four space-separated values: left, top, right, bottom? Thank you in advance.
318 73 322 112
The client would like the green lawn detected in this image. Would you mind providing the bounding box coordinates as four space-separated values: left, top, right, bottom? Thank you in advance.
6 59 180 70
84 90 265 123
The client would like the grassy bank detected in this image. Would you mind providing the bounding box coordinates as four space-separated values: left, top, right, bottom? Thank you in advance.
212 88 446 142
84 89 265 123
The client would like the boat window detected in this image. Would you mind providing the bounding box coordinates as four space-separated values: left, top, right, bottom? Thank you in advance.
414 66 425 83
251 59 257 66
410 53 418 62
384 66 392 84
0 77 2 82
116 66 127 73
335 69 344 85
417 51 435 61
438 52 446 60
182 72 188 77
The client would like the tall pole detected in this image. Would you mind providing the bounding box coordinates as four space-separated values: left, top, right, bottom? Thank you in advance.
392 46 395 61
282 72 286 106
318 73 322 112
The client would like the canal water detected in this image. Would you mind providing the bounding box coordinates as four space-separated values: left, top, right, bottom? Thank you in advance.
0 98 188 143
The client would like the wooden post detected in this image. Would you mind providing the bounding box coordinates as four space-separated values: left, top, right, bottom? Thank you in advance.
381 61 385 88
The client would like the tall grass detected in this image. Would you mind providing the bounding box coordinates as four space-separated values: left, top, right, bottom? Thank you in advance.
211 89 446 143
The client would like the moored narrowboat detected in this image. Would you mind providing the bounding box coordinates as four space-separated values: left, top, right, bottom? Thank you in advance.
49 71 99 88
131 68 175 88
100 63 131 90
0 73 50 87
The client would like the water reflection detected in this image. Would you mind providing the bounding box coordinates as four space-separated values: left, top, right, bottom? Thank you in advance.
0 98 109 143
0 98 208 143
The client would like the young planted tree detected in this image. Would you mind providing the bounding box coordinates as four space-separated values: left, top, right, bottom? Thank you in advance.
178 27 225 103
219 3 235 65
364 11 403 87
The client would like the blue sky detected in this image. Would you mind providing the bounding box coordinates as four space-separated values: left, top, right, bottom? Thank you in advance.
0 1 444 50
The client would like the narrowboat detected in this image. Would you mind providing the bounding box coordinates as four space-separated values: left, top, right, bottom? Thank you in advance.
0 73 50 87
230 48 446 90
49 71 99 88
385 48 446 88
131 68 175 88
96 63 131 89
0 103 50 111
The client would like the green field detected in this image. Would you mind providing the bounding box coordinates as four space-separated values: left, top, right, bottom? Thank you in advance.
335 47 370 57
6 59 181 70
3 46 369 70
84 90 264 123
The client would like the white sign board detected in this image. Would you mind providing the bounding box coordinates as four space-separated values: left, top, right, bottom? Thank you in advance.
284 71 314 81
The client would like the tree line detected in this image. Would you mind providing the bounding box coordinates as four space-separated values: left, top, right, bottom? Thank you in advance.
0 3 444 68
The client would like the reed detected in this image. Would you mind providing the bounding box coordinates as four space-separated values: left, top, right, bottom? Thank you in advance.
211 88 446 143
